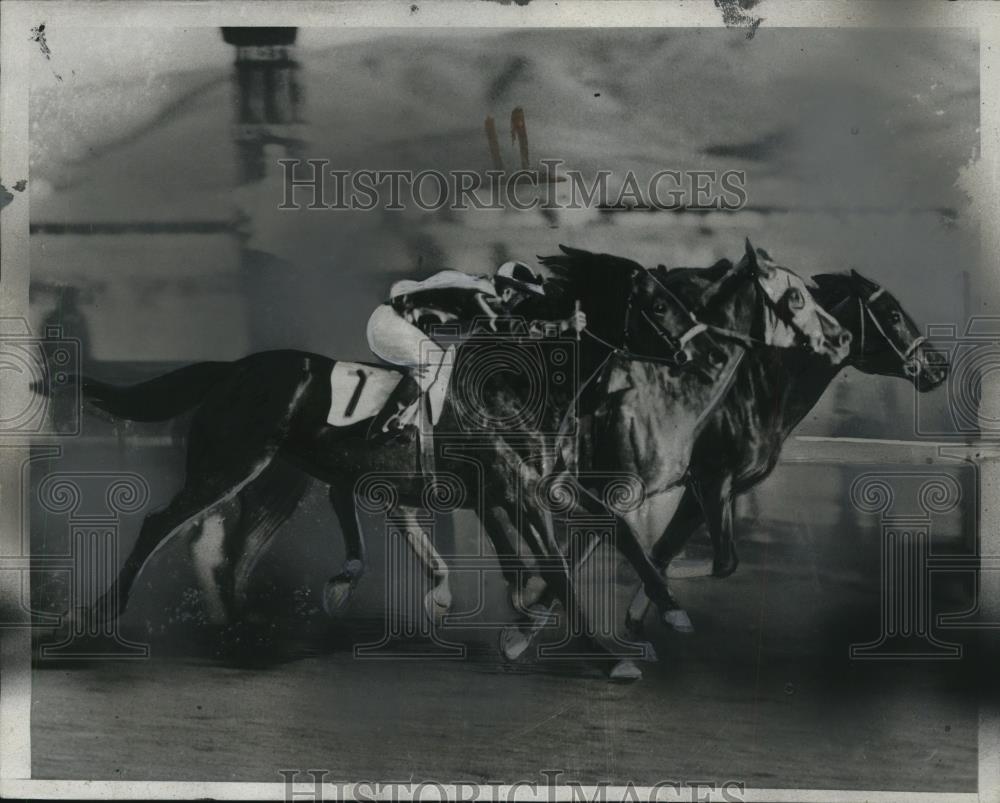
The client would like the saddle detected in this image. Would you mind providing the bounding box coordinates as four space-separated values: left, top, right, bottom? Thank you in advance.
326 360 442 473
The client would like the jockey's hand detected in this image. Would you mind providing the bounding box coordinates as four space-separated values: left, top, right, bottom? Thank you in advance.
560 309 587 334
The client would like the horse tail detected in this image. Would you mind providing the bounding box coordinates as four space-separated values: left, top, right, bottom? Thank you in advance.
74 361 236 422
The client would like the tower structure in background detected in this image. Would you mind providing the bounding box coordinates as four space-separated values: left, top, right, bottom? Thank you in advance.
222 27 306 349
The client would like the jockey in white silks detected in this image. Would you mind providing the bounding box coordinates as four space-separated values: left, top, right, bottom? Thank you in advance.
366 261 586 433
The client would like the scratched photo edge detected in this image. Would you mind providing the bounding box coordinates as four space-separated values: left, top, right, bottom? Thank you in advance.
0 1 998 801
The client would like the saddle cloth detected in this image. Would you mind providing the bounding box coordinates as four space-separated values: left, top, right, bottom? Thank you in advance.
327 361 405 427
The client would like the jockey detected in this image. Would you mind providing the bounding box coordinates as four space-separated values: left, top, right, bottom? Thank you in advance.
492 260 589 336
365 260 585 434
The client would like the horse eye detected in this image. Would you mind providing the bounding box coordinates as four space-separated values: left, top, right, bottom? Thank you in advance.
890 311 903 324
653 302 667 314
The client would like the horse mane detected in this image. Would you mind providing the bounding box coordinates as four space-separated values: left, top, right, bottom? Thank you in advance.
538 244 644 344
810 272 861 307
652 258 731 288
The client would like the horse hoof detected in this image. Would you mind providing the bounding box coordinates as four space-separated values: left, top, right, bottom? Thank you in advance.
610 659 642 682
663 609 695 634
500 627 531 661
666 559 713 579
712 557 739 578
521 576 547 608
526 603 556 626
509 576 547 613
322 578 354 617
641 641 658 662
423 586 452 623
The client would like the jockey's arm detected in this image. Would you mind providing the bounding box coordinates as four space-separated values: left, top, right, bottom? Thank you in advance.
499 314 587 339
523 308 587 338
476 290 587 337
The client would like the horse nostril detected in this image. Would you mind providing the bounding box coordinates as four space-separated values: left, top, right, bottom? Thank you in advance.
838 331 852 346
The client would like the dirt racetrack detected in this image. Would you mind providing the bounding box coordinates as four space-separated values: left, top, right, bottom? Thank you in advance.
31 512 981 792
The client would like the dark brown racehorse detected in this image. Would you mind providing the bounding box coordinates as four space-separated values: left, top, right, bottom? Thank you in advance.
70 254 767 678
623 265 949 639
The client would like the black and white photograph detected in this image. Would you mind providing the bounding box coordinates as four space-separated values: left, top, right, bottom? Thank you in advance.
1 2 999 800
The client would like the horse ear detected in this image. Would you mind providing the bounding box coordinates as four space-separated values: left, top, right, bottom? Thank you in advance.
850 268 879 295
743 238 774 278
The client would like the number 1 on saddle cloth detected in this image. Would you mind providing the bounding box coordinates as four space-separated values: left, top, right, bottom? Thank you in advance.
365 302 458 472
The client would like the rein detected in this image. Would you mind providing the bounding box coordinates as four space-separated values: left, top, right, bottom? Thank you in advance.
624 265 800 364
583 265 798 369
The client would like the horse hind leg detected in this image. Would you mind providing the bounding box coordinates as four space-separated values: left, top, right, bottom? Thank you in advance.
322 484 369 617
228 461 311 619
188 497 241 626
93 445 281 624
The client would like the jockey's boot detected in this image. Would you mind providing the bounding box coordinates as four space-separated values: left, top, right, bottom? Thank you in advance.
367 375 421 439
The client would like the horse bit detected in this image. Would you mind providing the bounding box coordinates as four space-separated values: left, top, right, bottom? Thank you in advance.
856 287 926 377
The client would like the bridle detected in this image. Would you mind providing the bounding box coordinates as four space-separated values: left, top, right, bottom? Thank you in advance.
854 287 926 378
586 264 814 368
577 273 707 367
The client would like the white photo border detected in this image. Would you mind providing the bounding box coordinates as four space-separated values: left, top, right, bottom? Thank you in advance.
1 1 998 800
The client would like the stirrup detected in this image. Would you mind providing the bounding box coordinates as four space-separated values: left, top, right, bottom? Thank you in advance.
418 394 436 477
380 400 418 434
367 376 420 439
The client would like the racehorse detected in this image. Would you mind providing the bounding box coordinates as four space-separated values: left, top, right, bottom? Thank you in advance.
146 240 847 676
519 241 850 642
622 265 949 640
68 251 753 679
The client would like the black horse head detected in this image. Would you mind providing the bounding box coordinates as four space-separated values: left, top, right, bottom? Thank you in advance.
539 245 703 365
810 270 948 391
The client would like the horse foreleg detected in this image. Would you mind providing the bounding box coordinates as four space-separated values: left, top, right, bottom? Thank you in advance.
396 506 451 622
495 499 564 663
482 503 547 614
570 478 692 635
322 484 369 616
626 486 707 639
705 478 739 578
